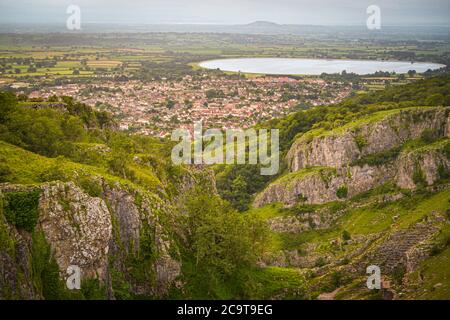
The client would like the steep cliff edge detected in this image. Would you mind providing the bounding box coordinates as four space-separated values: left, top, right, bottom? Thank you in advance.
0 141 216 299
286 107 449 171
255 107 450 207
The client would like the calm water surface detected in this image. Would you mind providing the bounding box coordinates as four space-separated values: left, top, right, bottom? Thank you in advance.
199 58 445 75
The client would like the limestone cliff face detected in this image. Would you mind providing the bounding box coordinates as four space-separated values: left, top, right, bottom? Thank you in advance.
0 166 216 299
395 148 449 189
254 165 393 207
254 107 450 207
0 181 180 299
39 182 112 282
287 107 449 171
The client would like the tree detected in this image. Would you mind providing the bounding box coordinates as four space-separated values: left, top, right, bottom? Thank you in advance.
0 91 17 123
62 116 86 142
28 117 64 156
230 175 250 211
179 188 268 292
407 70 416 78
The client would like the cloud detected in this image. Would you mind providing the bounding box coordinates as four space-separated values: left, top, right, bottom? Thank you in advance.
0 0 448 25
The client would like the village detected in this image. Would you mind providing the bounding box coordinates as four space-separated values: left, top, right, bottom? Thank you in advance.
28 75 352 137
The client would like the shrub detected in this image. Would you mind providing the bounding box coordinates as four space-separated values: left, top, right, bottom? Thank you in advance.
39 156 67 182
0 162 11 182
438 164 450 180
444 142 450 161
354 135 367 151
336 186 348 199
351 147 401 167
77 176 103 197
420 129 437 144
4 189 41 232
314 257 327 267
412 166 427 187
342 230 351 241
31 231 69 299
330 271 343 288
391 265 406 285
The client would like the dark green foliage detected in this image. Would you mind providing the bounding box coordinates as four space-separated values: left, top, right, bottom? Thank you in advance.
314 257 327 267
352 146 401 167
336 186 348 199
4 189 41 232
77 175 103 197
391 265 406 285
0 160 11 182
80 279 107 300
420 129 438 144
215 164 273 211
31 231 66 300
0 91 17 123
438 164 450 180
354 135 367 151
0 92 114 159
125 222 158 291
177 187 269 298
444 141 450 161
342 230 351 241
259 75 450 155
110 268 133 300
412 165 427 187
331 271 343 288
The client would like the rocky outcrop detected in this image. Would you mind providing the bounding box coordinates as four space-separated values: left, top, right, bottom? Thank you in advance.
355 211 447 274
254 164 393 207
287 107 449 171
39 182 112 281
0 180 182 299
395 148 449 189
254 107 450 208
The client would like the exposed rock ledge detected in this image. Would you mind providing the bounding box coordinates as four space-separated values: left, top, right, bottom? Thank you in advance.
0 181 181 298
254 141 449 207
287 107 449 172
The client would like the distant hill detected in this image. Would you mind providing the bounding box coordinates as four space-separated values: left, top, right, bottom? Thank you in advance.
245 21 281 27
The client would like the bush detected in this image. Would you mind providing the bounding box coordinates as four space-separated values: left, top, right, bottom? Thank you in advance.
342 230 351 241
420 129 437 144
412 166 427 187
314 257 327 267
444 142 450 161
351 147 401 167
438 164 450 180
354 135 367 151
391 265 406 285
31 231 73 300
0 162 11 182
77 176 103 197
336 186 348 199
4 189 41 232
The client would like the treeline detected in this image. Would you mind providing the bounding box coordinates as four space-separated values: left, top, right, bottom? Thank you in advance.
217 75 450 211
0 92 115 158
262 75 450 154
0 91 272 299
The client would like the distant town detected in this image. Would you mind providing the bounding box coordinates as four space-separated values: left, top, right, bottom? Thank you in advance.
25 76 351 137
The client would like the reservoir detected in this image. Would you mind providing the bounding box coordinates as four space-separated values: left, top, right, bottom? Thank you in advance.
199 58 445 75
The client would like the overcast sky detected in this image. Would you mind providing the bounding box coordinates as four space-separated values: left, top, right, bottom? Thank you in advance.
0 0 449 26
